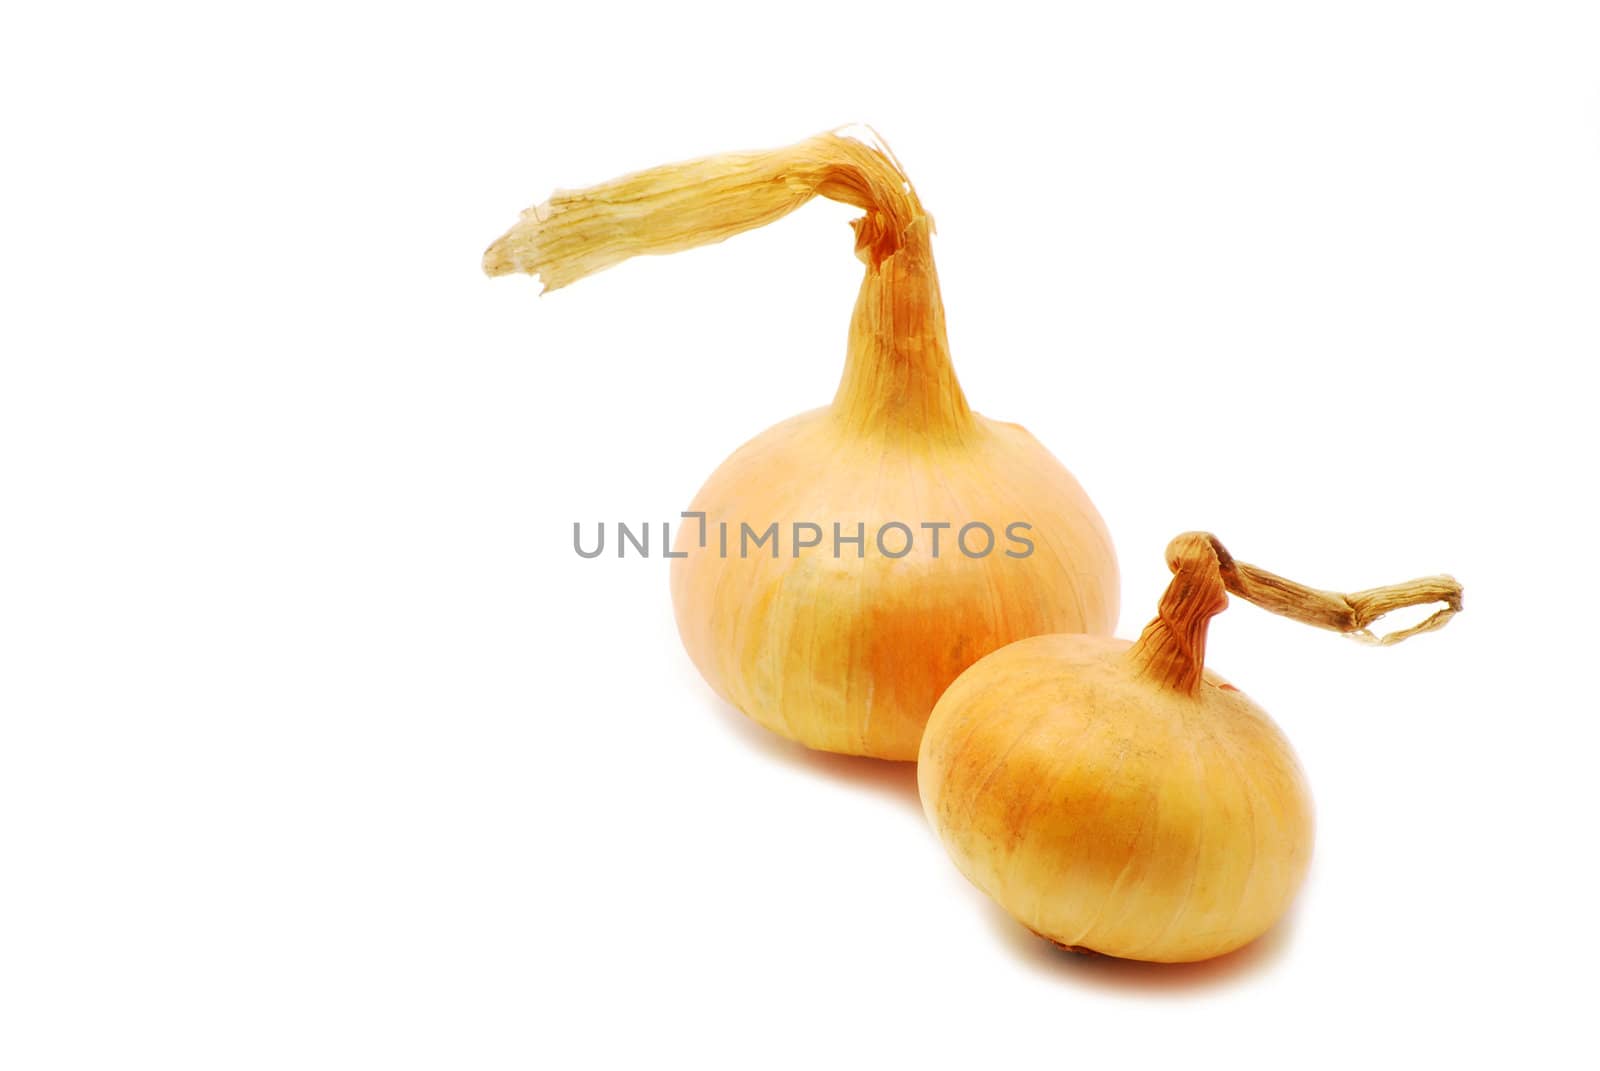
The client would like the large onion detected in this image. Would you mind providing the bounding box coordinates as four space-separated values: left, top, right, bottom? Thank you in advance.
486 131 1118 759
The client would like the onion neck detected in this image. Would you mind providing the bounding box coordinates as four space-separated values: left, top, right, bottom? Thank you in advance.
831 217 972 441
1126 533 1231 695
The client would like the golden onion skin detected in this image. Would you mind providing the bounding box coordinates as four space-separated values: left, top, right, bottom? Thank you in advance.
918 632 1313 963
671 411 1116 761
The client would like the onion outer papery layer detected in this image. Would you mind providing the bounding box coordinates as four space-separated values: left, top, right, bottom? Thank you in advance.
671 411 1116 759
920 632 1313 962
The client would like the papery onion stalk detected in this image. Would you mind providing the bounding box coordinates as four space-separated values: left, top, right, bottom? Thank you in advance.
918 532 1462 962
485 130 1118 760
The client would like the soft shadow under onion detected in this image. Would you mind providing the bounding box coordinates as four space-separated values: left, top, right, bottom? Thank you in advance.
983 895 1304 993
700 692 923 816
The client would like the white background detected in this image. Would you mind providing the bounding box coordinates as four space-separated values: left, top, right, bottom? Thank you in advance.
3 2 1597 1067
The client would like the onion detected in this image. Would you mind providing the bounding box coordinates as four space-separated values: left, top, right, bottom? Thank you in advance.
918 532 1462 962
485 131 1118 760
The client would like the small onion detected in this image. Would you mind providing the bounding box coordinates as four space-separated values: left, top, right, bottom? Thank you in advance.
918 532 1461 963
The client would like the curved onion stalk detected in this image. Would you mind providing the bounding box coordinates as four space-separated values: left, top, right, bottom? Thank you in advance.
919 532 1462 962
486 130 1118 760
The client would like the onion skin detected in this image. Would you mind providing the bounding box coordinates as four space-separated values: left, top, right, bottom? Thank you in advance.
488 131 1118 760
918 632 1313 963
672 412 1116 760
